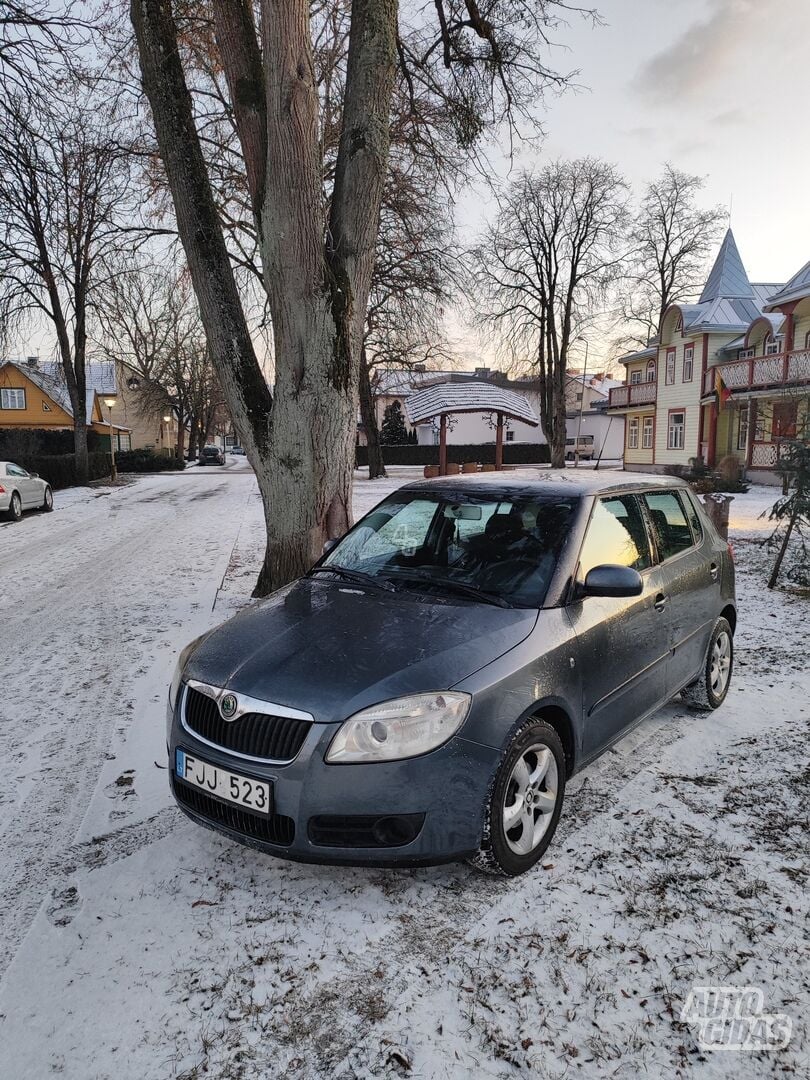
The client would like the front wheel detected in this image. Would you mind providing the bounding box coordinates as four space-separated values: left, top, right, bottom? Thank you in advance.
681 617 733 711
471 718 566 876
41 485 53 512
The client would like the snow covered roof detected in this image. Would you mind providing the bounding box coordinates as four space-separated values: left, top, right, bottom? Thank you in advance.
406 381 539 426
764 258 810 309
5 359 117 422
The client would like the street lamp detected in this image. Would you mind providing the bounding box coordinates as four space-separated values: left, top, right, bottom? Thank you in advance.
103 395 118 481
573 337 589 467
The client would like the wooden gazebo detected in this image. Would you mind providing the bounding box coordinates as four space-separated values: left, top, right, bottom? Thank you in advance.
405 381 539 475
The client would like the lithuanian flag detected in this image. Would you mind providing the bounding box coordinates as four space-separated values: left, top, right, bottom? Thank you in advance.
715 370 732 410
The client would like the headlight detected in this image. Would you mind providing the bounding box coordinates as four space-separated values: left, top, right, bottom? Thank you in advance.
325 692 471 764
168 632 212 710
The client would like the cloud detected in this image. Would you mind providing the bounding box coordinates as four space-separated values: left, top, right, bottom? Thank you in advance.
710 108 745 128
631 0 793 104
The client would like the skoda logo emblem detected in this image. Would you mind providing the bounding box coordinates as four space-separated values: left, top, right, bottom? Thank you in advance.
220 693 239 721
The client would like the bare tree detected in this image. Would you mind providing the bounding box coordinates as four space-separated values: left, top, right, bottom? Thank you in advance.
130 0 592 595
469 160 629 468
0 90 135 481
95 257 225 461
615 164 726 352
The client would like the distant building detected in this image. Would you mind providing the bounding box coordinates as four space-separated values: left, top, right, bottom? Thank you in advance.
0 358 131 447
607 228 809 483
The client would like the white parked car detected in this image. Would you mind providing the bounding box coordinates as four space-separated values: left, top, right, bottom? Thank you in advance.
0 461 54 521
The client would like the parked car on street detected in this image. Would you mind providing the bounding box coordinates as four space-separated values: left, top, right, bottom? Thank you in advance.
230 446 246 456
167 472 735 876
198 445 226 466
565 435 595 460
1 461 53 521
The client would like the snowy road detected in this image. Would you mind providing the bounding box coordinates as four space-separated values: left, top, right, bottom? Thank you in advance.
0 468 807 1080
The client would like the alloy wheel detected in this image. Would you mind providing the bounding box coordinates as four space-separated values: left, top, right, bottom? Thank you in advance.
502 744 559 856
710 631 732 696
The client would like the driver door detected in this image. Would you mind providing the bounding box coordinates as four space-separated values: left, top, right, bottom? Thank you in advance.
7 463 37 508
568 494 671 760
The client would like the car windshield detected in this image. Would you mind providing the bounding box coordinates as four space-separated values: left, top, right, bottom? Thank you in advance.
320 490 577 608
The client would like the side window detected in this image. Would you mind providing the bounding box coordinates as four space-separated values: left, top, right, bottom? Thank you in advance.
578 495 651 579
682 491 704 544
642 491 694 561
6 463 28 477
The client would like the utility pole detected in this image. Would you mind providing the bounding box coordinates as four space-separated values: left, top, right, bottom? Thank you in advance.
575 339 589 466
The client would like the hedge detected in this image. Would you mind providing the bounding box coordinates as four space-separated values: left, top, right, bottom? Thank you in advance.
115 449 185 473
355 442 551 467
0 428 107 457
13 452 113 489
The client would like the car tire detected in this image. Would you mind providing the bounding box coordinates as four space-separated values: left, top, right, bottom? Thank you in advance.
680 617 733 711
7 492 22 522
41 485 54 512
471 718 566 877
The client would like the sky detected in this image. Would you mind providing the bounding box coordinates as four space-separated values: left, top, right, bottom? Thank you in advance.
452 0 810 372
12 0 810 378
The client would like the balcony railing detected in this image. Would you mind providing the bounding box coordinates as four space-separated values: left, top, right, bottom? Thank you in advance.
702 349 810 396
608 381 657 408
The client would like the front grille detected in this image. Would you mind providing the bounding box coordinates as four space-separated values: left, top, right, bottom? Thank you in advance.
184 686 311 762
173 776 295 846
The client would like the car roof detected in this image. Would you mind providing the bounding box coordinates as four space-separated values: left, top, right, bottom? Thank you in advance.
399 469 690 500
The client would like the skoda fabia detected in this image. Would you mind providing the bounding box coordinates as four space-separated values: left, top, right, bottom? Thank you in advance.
168 473 735 876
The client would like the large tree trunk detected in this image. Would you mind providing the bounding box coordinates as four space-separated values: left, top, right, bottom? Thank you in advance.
133 0 397 597
359 350 386 479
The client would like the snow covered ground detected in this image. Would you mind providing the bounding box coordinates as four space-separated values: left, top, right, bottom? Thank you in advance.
0 465 806 1080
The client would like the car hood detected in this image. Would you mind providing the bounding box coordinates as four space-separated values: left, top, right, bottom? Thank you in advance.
184 579 538 724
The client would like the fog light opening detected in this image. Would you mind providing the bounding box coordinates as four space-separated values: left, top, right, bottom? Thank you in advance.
372 815 418 846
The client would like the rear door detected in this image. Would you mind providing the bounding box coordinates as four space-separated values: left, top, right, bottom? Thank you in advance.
641 489 718 694
568 494 671 759
6 462 37 507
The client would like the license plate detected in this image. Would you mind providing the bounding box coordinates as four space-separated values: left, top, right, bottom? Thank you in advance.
175 748 272 814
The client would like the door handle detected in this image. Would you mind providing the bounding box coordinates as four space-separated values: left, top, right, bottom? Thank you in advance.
709 563 719 581
654 594 669 612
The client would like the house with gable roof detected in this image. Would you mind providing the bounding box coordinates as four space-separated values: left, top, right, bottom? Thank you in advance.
0 357 131 447
606 229 808 482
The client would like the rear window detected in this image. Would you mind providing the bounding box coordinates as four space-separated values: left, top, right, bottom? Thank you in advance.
642 491 694 561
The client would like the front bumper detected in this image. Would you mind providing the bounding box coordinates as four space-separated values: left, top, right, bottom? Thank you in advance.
168 696 499 866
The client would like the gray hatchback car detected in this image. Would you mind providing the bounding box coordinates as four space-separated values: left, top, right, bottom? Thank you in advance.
168 473 735 876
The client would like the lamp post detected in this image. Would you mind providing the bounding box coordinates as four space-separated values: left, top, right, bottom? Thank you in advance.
103 395 118 481
574 338 589 467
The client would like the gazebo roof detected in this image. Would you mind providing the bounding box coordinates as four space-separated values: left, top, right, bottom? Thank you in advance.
405 380 539 427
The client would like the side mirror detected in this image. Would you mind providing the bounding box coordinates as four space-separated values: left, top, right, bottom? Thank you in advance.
29 472 39 479
323 538 338 556
582 564 643 598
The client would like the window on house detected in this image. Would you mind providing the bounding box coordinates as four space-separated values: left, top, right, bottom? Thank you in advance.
739 347 754 361
772 401 797 439
665 349 676 385
630 370 642 385
764 334 783 355
667 411 685 450
642 416 654 449
628 417 639 449
505 430 515 442
683 345 694 382
42 400 51 412
0 388 26 409
646 360 656 383
738 410 749 451
675 314 683 333
805 330 810 350
575 392 583 401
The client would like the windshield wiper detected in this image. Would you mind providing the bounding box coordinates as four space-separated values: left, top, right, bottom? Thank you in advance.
390 571 511 608
308 565 397 592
